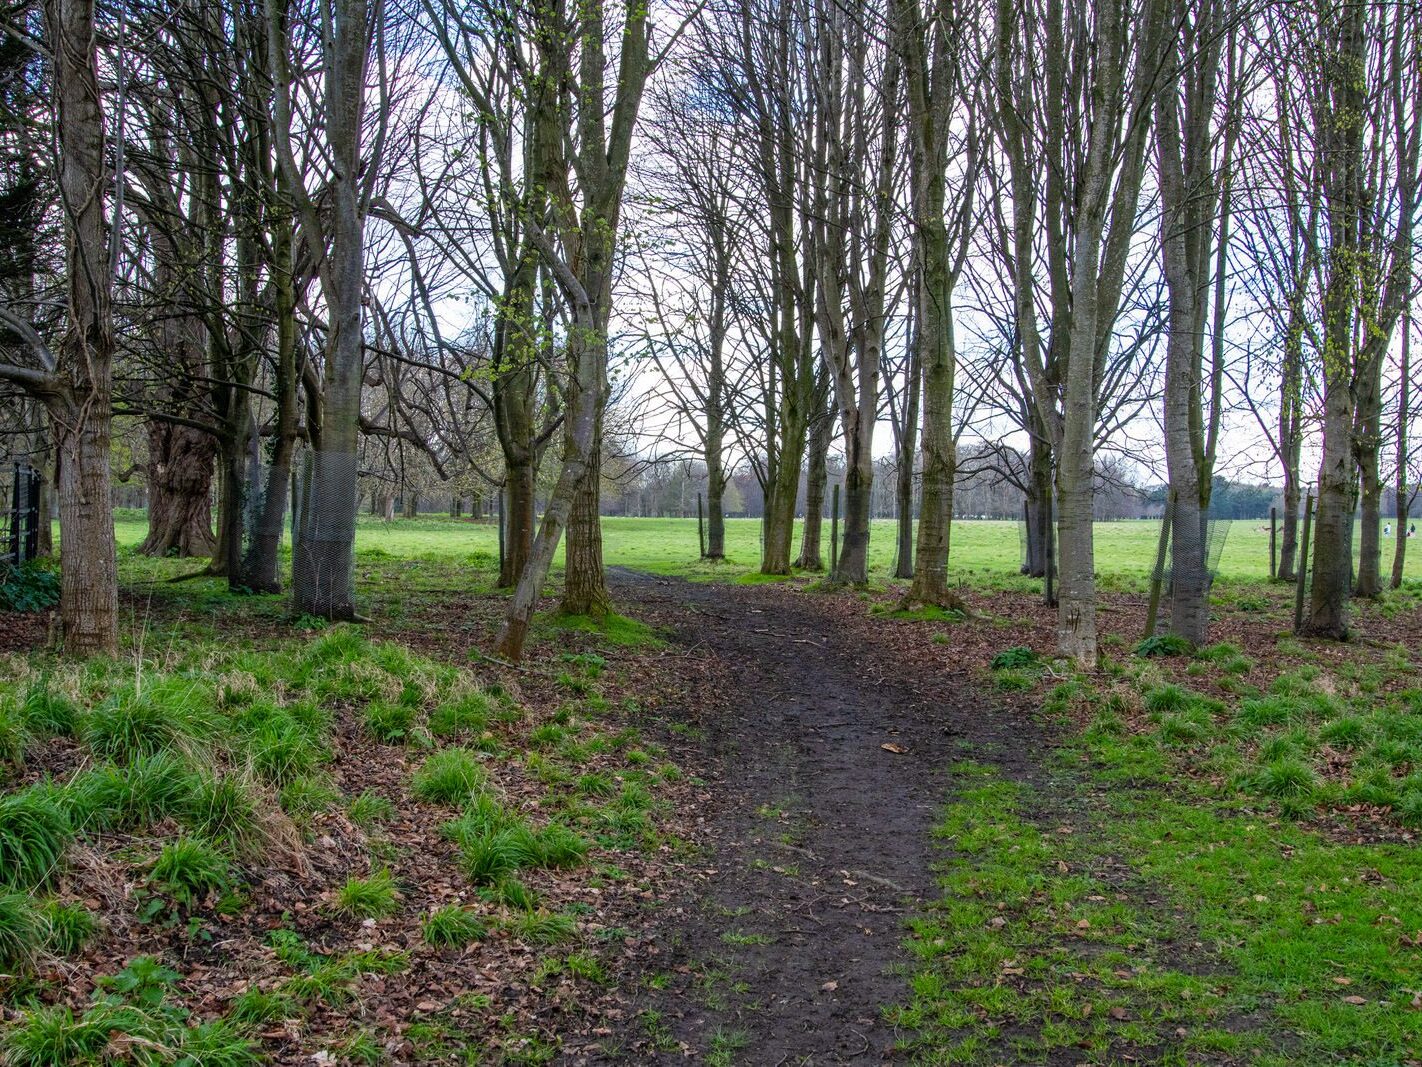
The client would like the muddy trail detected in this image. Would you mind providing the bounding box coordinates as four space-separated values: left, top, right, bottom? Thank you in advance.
584 570 1056 1064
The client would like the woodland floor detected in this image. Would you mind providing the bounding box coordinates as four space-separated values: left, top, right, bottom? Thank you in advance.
4 551 1422 1065
581 569 1052 1063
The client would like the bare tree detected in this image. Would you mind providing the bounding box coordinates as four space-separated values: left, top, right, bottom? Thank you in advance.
0 0 118 653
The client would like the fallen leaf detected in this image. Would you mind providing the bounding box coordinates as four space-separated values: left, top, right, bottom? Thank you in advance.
821 980 838 992
1109 1006 1129 1020
881 742 908 754
1332 977 1353 986
1343 995 1367 1005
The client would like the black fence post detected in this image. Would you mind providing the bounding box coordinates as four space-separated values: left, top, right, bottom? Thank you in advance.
830 483 840 577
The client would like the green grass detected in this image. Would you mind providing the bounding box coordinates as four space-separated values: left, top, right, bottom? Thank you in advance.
147 836 232 908
897 760 1422 1064
411 748 488 806
0 789 71 890
422 903 488 947
107 511 1422 587
334 869 399 919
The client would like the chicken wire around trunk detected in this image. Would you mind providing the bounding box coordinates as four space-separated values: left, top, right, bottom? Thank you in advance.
1144 500 1233 639
291 450 358 617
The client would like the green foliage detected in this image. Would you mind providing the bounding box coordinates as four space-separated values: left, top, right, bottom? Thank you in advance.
39 899 98 956
188 774 262 855
1134 633 1193 658
0 701 25 770
348 789 397 828
507 910 577 946
148 836 231 908
991 646 1040 670
1250 758 1317 800
278 775 340 821
334 869 398 919
363 700 415 743
1318 715 1367 749
0 788 71 889
66 753 201 833
229 988 298 1026
20 680 79 737
0 559 60 612
429 692 493 738
422 904 487 947
3 955 261 1067
243 709 323 785
81 679 216 762
412 747 487 805
0 890 45 968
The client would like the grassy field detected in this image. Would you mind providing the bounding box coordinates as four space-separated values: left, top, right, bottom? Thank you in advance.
108 510 1422 589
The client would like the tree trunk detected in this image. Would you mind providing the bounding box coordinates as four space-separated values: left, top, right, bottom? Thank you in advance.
561 437 610 616
763 432 806 574
501 455 536 587
44 0 117 656
139 421 217 557
1021 431 1052 579
1353 348 1384 598
402 492 417 519
796 398 832 570
893 342 921 580
1393 319 1411 589
705 442 726 560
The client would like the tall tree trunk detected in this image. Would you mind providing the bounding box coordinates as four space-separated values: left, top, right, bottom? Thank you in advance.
500 452 536 587
1022 430 1053 580
705 435 726 560
1302 0 1365 640
1393 317 1411 589
1277 310 1304 581
562 437 610 616
139 421 217 557
796 398 832 570
893 343 921 581
1353 340 1385 598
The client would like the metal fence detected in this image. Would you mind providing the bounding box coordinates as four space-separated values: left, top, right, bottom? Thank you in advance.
2 463 41 567
1144 493 1233 638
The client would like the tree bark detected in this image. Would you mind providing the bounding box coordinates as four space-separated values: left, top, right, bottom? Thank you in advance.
561 437 610 616
45 0 118 655
1393 316 1411 589
139 421 217 558
796 390 832 570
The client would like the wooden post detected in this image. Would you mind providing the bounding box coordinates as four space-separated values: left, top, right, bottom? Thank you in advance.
1293 492 1314 633
1144 491 1175 639
697 493 706 559
830 483 840 576
1269 505 1277 580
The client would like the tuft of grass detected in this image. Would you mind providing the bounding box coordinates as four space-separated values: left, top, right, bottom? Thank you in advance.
278 775 340 822
19 681 79 737
412 748 487 806
0 890 45 969
0 1006 109 1066
66 753 201 833
189 774 264 855
229 988 298 1026
363 701 416 744
1250 758 1317 800
244 712 323 785
422 904 487 947
429 692 493 738
0 702 27 770
349 789 397 828
507 910 578 946
1318 715 1368 749
1144 683 1192 713
81 679 216 762
480 876 540 912
40 899 98 956
0 788 71 890
148 836 231 908
334 869 398 919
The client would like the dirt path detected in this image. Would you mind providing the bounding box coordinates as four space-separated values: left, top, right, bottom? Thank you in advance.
586 571 1051 1064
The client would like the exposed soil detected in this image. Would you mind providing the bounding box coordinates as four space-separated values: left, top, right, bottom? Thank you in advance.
585 570 1053 1064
